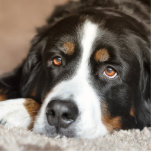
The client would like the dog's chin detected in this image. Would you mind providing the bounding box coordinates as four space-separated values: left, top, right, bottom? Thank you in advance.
33 123 76 138
33 123 107 139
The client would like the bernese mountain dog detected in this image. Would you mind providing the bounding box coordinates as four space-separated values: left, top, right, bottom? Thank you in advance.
0 0 150 139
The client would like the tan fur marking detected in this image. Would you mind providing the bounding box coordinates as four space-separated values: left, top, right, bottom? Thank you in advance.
102 115 122 131
63 42 75 55
0 95 6 101
31 87 37 97
129 107 135 117
0 90 7 101
101 102 122 132
24 99 40 129
95 48 110 62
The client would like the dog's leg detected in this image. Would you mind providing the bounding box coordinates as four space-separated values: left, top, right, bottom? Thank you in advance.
0 98 40 129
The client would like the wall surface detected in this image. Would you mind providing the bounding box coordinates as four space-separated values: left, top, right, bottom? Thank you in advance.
0 0 68 74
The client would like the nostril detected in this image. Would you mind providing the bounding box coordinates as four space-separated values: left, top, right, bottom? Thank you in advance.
46 109 56 117
50 109 56 117
62 112 71 120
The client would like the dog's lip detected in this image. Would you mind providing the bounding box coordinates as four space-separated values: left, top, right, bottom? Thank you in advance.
55 126 61 134
41 122 75 138
56 127 76 138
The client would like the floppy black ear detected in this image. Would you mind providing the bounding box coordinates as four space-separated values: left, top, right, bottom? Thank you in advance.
0 65 23 99
0 34 46 100
20 34 47 99
135 48 151 129
0 26 48 101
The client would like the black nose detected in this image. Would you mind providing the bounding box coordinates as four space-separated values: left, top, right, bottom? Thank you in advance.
46 100 78 128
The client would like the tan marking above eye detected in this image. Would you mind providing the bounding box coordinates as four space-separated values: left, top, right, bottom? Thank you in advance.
63 42 75 55
94 48 110 62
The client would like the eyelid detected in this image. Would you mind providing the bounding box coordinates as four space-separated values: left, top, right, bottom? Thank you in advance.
103 70 117 79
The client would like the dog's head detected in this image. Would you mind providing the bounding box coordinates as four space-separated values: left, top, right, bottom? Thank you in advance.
21 9 150 138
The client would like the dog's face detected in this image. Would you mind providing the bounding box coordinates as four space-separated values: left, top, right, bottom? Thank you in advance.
22 9 150 138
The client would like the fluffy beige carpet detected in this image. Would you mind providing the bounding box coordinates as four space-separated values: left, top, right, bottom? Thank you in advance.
0 125 150 151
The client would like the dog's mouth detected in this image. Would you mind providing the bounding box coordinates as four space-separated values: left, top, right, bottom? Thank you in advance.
43 124 76 138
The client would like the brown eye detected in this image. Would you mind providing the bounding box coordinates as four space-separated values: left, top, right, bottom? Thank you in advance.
104 67 117 78
52 57 62 66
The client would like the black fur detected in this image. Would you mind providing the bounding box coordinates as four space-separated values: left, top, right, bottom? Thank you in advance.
0 0 150 133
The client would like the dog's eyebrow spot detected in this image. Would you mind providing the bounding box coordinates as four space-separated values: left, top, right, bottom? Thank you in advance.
94 48 110 62
63 42 75 55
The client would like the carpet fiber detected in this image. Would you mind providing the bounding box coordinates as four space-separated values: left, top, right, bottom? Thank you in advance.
0 125 150 151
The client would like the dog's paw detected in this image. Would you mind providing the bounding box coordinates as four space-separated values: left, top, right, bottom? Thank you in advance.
0 99 33 129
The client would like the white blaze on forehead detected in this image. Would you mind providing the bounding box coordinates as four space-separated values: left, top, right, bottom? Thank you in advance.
33 20 107 138
78 20 98 77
